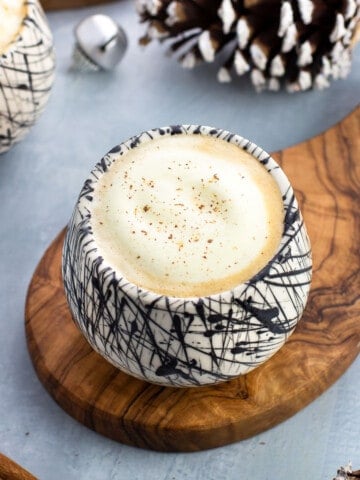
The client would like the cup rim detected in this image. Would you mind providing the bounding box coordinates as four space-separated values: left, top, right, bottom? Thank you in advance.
76 124 300 303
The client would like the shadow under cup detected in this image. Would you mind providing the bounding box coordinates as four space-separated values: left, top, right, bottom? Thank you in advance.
62 125 312 387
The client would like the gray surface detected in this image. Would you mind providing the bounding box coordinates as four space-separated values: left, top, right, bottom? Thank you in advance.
0 2 359 479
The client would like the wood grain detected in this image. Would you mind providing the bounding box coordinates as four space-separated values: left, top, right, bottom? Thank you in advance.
41 0 118 10
25 106 360 452
0 453 37 480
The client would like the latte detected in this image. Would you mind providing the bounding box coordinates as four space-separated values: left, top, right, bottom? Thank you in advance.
0 0 26 55
91 134 284 297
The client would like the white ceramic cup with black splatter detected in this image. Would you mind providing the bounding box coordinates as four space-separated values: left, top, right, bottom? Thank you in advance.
0 0 55 154
62 126 312 387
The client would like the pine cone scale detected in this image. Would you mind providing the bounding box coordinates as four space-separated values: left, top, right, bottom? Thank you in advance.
136 0 360 92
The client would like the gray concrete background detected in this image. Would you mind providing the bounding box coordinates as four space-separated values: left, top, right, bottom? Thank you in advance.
0 2 359 478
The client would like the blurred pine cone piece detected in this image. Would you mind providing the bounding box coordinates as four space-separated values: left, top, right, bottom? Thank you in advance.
136 0 360 92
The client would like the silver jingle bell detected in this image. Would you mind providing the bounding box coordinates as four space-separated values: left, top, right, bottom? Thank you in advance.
73 14 128 71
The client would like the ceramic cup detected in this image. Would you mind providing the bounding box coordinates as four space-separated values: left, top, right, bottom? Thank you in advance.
62 126 312 387
0 0 55 154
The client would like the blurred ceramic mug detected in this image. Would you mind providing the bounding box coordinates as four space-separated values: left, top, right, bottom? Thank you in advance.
0 0 55 154
62 125 312 387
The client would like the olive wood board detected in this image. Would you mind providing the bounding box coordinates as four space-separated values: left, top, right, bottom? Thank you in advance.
41 0 118 10
25 106 360 452
0 453 37 480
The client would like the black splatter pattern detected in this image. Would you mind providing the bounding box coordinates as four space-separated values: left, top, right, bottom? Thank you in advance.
0 0 55 154
62 125 312 387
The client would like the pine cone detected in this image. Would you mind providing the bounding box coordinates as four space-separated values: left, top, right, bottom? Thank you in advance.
136 0 360 92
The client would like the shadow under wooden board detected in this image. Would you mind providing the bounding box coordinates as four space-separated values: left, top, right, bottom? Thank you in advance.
41 0 118 10
25 106 360 452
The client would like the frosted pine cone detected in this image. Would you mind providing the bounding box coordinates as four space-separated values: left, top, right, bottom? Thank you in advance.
333 463 360 480
136 0 360 92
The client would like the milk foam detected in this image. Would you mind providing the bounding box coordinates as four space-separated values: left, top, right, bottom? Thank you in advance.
0 0 26 54
92 134 284 297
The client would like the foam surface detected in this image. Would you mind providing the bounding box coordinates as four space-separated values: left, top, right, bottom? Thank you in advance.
0 0 26 54
92 134 284 297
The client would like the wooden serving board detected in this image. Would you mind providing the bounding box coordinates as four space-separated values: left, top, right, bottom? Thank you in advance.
0 453 37 480
41 0 118 10
25 107 360 452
